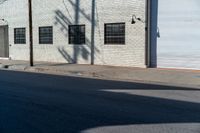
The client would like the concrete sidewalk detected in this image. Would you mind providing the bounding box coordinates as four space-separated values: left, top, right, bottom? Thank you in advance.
0 59 200 89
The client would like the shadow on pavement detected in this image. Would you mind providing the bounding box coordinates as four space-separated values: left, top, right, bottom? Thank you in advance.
0 70 200 133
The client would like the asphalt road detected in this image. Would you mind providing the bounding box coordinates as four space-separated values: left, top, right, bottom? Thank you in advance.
0 70 200 133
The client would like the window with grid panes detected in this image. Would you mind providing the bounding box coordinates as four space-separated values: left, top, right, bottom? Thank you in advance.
69 25 85 44
104 23 125 44
39 26 53 44
14 28 26 44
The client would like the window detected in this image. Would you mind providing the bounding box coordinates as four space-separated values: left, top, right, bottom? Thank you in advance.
14 28 26 44
69 25 85 44
39 26 53 44
104 23 125 44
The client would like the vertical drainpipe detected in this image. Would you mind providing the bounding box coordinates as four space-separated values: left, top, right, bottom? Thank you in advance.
145 0 151 68
91 0 95 65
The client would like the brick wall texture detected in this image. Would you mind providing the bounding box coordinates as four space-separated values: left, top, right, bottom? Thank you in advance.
0 0 147 67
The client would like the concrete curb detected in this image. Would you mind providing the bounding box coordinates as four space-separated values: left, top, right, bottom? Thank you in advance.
0 60 199 89
7 64 28 70
25 66 200 89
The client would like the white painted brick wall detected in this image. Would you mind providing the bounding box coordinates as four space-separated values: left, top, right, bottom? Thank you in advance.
0 0 147 67
0 0 29 60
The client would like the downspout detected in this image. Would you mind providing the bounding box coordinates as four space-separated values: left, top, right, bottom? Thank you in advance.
145 0 151 68
91 0 95 65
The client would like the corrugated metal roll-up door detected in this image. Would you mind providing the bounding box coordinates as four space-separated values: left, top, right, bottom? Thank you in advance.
157 0 200 69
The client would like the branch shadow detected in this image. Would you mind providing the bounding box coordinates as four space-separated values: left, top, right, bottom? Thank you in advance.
54 0 98 64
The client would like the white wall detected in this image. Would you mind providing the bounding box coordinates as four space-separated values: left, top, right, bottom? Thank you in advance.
0 0 147 67
0 0 29 60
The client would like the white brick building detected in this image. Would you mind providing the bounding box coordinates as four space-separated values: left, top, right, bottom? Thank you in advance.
1 0 199 69
0 0 148 68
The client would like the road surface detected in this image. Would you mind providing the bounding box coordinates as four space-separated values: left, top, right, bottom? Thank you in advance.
0 70 200 133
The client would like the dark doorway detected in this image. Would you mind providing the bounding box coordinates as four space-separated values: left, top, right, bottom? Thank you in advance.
0 26 9 58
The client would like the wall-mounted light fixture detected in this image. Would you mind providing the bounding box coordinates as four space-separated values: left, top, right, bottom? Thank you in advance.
0 19 8 24
131 14 145 24
0 19 8 25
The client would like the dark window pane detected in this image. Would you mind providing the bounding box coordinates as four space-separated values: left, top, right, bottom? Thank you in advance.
14 28 26 44
105 23 125 44
39 26 53 44
68 25 85 45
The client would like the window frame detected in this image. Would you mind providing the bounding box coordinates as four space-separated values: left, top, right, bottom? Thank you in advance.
68 25 86 45
39 26 53 44
104 22 126 45
14 28 26 44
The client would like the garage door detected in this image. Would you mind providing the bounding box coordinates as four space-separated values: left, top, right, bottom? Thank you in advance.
157 0 200 69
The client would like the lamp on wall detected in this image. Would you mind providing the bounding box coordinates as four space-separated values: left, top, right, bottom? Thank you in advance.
131 14 145 24
0 19 8 24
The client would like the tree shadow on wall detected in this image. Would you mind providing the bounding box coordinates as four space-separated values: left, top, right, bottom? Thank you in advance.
0 0 7 5
54 0 98 64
